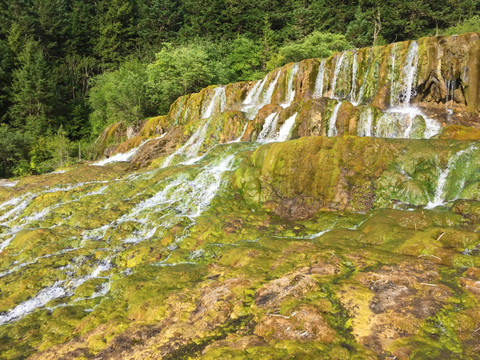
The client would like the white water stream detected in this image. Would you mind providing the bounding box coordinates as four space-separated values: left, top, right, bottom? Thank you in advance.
313 59 326 98
425 146 477 209
327 101 342 137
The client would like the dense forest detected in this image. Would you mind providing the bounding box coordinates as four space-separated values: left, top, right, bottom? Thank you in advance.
0 0 478 177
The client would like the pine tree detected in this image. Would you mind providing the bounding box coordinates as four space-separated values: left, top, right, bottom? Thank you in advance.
9 39 56 136
94 0 136 70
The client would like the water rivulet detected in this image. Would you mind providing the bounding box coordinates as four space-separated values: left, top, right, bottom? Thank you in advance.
1 34 480 359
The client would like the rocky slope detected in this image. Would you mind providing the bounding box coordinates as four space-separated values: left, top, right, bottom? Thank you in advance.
1 33 480 360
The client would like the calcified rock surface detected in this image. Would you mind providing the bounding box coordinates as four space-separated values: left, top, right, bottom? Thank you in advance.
1 34 480 360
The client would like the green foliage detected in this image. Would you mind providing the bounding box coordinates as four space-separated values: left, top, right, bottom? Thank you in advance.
0 125 31 177
146 42 226 114
88 60 152 135
29 126 72 174
346 6 374 47
9 39 57 137
271 31 353 68
440 16 480 35
224 37 264 81
94 0 136 70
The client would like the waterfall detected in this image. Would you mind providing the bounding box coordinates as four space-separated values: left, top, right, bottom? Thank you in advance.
232 123 249 143
383 41 441 139
350 51 358 104
257 113 280 143
281 63 299 108
120 151 237 244
391 41 418 107
389 44 397 106
402 41 419 105
162 117 212 167
242 71 280 119
355 68 369 106
314 59 326 98
92 135 165 166
357 107 374 137
243 77 267 106
425 146 477 209
327 101 342 137
275 113 298 142
330 52 345 98
264 71 281 105
202 86 226 119
446 78 455 119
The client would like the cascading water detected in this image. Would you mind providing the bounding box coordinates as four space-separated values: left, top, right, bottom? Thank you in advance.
350 51 358 104
0 143 245 326
275 113 298 142
257 113 280 143
330 53 345 98
264 71 281 105
242 71 280 119
446 78 455 119
162 117 212 167
425 146 478 209
357 107 374 137
281 63 299 108
383 41 441 139
202 86 227 119
327 101 342 137
402 42 419 106
92 134 165 166
313 59 326 98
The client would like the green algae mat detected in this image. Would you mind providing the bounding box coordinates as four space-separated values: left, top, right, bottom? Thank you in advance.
2 33 480 359
1 138 480 359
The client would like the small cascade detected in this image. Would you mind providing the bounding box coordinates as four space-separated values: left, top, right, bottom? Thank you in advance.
92 135 165 166
446 78 455 119
425 146 477 209
0 180 18 188
402 41 419 105
275 113 298 142
350 51 358 103
313 59 326 98
121 151 237 243
243 77 267 106
357 107 374 137
330 53 345 98
231 123 249 143
257 113 280 143
202 86 226 119
327 101 342 137
242 71 280 119
162 117 212 167
0 259 112 326
389 45 397 106
382 41 441 139
281 63 299 108
391 41 418 107
355 51 373 106
264 71 281 105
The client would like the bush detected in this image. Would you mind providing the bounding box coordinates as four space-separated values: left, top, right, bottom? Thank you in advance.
270 31 353 68
146 41 226 114
88 60 152 135
29 127 72 174
440 16 480 35
0 125 31 178
224 36 264 81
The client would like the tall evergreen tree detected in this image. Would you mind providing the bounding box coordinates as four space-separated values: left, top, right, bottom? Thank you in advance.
94 0 136 70
9 39 56 136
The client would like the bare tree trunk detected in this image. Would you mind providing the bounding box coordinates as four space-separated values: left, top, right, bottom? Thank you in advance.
373 10 382 45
